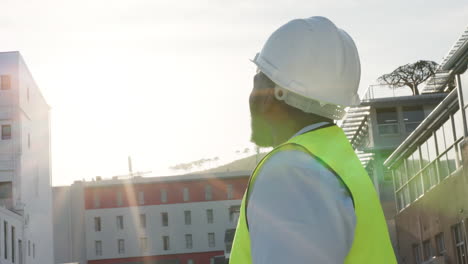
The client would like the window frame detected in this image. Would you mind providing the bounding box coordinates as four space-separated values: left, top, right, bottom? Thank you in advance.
118 239 125 254
95 240 102 256
208 233 215 248
1 125 11 140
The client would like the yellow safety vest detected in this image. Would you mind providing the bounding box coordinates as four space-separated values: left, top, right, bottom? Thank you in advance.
229 125 397 264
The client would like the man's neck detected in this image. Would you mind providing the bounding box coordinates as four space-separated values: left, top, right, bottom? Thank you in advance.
271 120 330 147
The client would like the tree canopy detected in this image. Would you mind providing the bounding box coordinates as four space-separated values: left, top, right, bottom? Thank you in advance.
378 60 438 95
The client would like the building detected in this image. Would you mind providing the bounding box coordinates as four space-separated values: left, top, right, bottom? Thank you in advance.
53 171 249 264
384 27 468 263
341 83 447 249
0 51 54 264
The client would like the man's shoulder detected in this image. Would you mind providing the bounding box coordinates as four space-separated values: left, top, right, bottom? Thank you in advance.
258 147 325 175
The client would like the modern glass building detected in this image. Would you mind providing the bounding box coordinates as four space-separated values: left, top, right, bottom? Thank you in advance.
384 26 468 264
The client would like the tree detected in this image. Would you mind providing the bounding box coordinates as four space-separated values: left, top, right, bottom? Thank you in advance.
377 60 438 95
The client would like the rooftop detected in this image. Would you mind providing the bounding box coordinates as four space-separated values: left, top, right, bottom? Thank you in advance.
76 170 251 187
422 25 468 93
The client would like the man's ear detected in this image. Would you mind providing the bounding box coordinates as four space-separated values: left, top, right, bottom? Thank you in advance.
251 72 277 114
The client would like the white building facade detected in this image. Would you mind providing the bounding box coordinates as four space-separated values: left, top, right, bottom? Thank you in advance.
0 51 54 264
54 172 249 264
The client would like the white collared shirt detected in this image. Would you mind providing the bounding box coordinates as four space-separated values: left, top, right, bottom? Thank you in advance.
247 123 356 264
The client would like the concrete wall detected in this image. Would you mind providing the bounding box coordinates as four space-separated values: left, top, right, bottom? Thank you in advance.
53 183 87 264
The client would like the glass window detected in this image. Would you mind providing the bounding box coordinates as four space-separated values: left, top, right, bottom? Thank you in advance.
116 216 124 230
95 240 102 256
161 189 167 203
140 237 148 252
409 176 422 201
403 105 425 133
138 191 145 205
427 135 438 161
447 147 458 174
185 234 193 249
393 168 401 190
163 236 170 250
140 214 146 229
94 192 100 208
184 210 191 225
208 233 215 248
435 233 446 256
11 226 15 263
406 156 414 178
206 209 214 224
443 118 455 148
183 187 189 202
1 125 11 140
403 185 410 208
436 124 447 154
205 185 212 200
162 212 168 227
423 239 433 261
420 141 430 168
452 223 467 264
4 221 7 260
376 108 399 135
1 75 11 90
400 161 408 184
439 155 450 180
454 110 465 140
229 205 241 223
118 239 125 254
412 149 421 174
94 217 101 232
422 163 437 191
116 191 123 206
396 190 405 211
460 69 468 108
0 182 12 200
227 184 233 199
413 243 422 264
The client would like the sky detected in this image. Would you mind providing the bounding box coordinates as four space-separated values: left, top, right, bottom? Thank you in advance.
0 0 466 186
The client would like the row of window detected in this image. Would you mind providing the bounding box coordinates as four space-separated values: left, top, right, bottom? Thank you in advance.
94 184 235 208
411 222 468 264
94 209 218 231
0 220 36 263
392 108 464 211
94 232 217 256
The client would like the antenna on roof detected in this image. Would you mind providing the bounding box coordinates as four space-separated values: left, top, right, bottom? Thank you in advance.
128 156 133 178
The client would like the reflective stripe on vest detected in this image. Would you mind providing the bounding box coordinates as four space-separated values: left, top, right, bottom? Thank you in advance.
229 125 397 264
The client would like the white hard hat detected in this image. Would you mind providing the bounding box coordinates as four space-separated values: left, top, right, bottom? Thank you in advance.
252 16 361 120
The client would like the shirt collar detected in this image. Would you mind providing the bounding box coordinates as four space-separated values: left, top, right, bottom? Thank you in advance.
290 122 331 140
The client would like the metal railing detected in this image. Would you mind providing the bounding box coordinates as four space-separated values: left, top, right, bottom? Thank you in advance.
361 84 413 101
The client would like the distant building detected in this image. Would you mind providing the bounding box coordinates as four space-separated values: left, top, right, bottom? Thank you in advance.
0 51 54 264
53 172 249 264
384 26 468 264
341 82 446 250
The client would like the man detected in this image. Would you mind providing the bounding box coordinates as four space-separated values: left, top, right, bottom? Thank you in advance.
229 17 396 263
